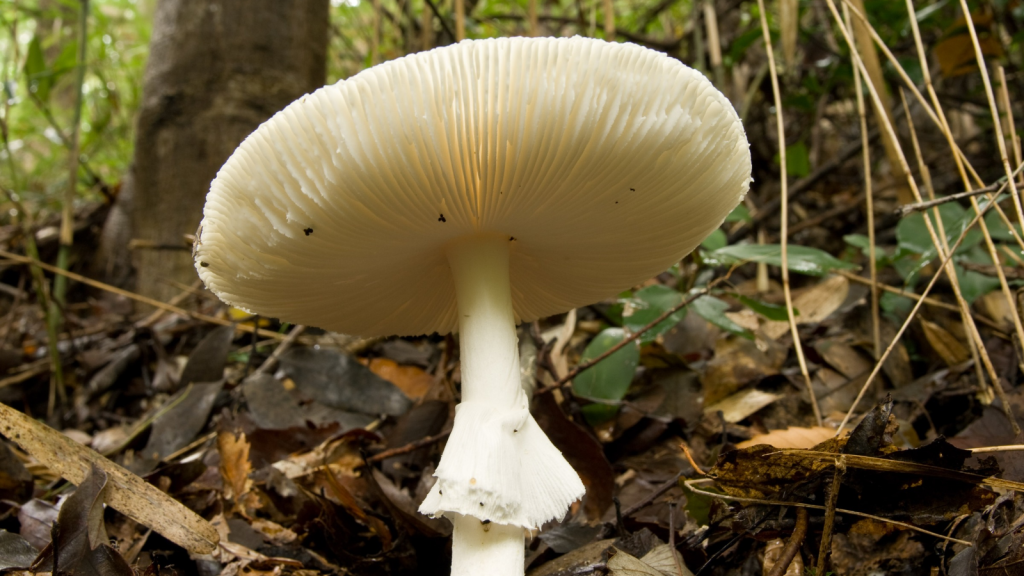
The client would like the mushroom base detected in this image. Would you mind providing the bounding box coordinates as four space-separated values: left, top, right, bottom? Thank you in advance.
450 514 525 576
418 392 584 528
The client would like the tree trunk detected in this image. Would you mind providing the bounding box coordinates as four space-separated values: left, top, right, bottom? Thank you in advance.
99 0 329 301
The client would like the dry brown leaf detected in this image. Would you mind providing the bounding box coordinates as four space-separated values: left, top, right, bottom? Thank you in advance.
702 336 787 405
704 388 781 424
0 402 218 554
737 426 836 449
218 430 259 514
976 290 1015 332
920 319 970 366
761 275 850 339
364 358 434 400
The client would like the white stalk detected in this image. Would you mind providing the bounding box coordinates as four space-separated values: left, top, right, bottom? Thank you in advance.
448 235 522 408
419 234 585 576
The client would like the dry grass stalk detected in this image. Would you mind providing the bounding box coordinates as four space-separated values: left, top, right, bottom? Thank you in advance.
844 0 911 203
842 3 879 359
756 0 822 425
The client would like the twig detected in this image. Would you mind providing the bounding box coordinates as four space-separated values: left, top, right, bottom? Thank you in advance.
421 0 455 41
956 0 1024 227
684 478 973 546
826 0 1007 426
533 276 728 397
766 507 807 576
970 445 1024 453
836 270 1006 334
815 456 846 576
621 471 682 517
757 0 821 426
0 248 289 342
843 4 880 360
960 261 1024 281
896 179 1007 216
727 129 879 243
366 429 451 463
253 324 307 376
835 200 1020 436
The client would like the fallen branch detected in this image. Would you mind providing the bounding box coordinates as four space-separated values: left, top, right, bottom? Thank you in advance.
0 401 218 553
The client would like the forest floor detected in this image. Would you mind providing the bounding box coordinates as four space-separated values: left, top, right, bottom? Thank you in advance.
0 180 1017 576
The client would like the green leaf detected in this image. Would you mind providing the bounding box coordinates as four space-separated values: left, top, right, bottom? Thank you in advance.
984 208 1023 242
572 328 639 402
24 35 52 103
622 285 686 344
955 264 1001 304
785 142 811 178
691 295 753 339
843 233 871 252
736 295 795 321
725 204 752 223
701 228 727 251
709 244 859 276
897 203 981 256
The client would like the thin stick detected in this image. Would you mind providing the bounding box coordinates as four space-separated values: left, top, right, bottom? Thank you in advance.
253 324 307 376
757 0 821 425
454 0 465 40
902 0 1024 398
843 3 879 359
603 0 614 38
826 0 1006 417
54 0 89 308
842 0 1024 254
836 201 1019 436
970 445 1024 454
956 0 1024 227
527 0 538 36
997 67 1022 173
366 429 451 462
534 276 728 396
621 471 682 517
0 249 289 342
815 456 846 576
703 0 723 88
684 478 973 546
836 270 1006 334
899 87 988 396
896 175 1018 216
843 0 1024 253
766 507 807 576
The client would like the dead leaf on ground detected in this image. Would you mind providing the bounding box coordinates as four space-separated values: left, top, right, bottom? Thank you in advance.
737 426 836 449
920 319 971 366
37 465 134 576
363 357 435 400
701 335 787 405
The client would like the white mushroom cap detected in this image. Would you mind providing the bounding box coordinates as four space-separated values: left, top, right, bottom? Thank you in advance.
196 36 751 337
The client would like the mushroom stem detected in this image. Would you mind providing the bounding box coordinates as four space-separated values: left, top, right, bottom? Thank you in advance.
451 514 525 576
420 234 584 576
447 235 521 407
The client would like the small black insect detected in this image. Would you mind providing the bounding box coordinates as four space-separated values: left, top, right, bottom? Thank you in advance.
438 214 447 223
509 236 516 241
200 261 210 268
630 188 635 192
304 227 313 236
615 201 619 204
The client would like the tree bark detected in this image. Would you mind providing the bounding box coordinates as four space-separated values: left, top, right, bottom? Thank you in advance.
99 0 329 301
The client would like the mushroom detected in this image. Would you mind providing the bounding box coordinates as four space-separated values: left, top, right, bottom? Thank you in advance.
195 37 750 576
